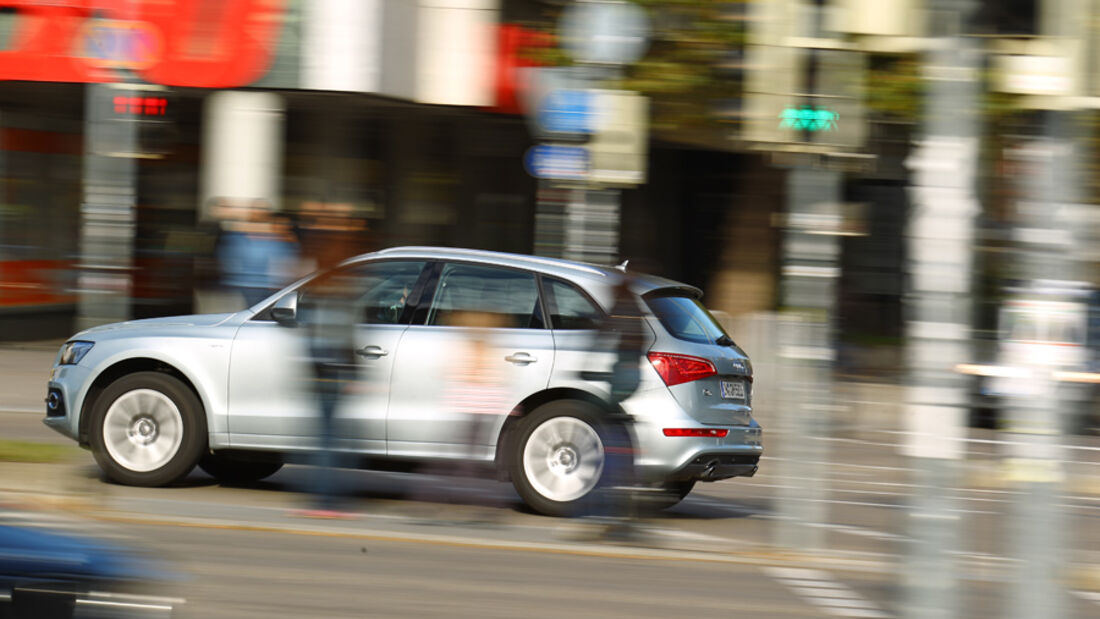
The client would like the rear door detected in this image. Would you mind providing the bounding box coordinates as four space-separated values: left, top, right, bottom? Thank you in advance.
386 262 555 459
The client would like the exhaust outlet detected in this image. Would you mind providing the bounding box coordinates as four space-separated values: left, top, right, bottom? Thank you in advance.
701 459 720 480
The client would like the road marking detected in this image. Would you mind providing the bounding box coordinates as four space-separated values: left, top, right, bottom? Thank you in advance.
765 567 891 618
1074 590 1100 607
873 430 1100 453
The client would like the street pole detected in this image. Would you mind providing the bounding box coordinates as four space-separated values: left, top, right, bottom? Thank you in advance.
773 166 841 552
1000 111 1077 619
77 83 139 331
901 2 979 617
769 0 864 552
531 1 649 264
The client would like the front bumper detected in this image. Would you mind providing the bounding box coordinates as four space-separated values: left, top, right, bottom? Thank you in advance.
42 364 91 442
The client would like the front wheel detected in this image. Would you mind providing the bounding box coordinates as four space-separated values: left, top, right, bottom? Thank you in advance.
89 371 206 486
511 400 617 517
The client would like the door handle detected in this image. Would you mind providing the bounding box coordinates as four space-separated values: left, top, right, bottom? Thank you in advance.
505 352 537 365
356 345 389 358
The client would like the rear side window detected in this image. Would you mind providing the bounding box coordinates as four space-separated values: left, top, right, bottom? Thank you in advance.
426 263 543 329
645 294 728 344
545 278 603 330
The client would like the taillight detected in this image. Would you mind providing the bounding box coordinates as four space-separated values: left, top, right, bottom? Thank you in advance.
663 428 729 437
647 352 717 387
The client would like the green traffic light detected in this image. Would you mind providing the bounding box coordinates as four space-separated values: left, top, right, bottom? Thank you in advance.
779 106 839 132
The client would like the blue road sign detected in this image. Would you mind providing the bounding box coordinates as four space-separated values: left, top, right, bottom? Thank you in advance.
524 144 589 180
537 89 595 135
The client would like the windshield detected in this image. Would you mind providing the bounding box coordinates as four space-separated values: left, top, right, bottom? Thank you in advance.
645 293 729 345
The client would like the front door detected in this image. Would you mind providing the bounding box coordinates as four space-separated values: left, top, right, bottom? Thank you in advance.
227 260 427 454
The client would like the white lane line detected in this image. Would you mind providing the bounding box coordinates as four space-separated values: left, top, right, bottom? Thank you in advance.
765 566 892 619
760 458 916 473
792 586 861 599
873 430 1100 453
1074 590 1100 606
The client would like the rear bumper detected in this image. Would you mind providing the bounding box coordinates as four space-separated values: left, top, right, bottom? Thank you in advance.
666 453 760 482
623 381 764 482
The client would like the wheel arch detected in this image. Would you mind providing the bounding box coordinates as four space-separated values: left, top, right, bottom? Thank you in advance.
79 357 205 446
494 387 618 479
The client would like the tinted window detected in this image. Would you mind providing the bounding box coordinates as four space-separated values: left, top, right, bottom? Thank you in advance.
645 294 728 344
427 263 542 329
299 261 425 325
546 278 603 330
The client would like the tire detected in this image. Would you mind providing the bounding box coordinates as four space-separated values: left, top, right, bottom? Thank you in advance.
199 453 283 485
88 371 206 486
510 400 618 517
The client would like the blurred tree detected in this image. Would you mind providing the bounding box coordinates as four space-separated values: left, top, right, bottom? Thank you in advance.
522 0 750 148
864 55 923 123
523 2 929 149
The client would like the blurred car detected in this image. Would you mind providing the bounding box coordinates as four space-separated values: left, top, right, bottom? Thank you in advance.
43 247 762 516
0 521 182 618
959 281 1100 433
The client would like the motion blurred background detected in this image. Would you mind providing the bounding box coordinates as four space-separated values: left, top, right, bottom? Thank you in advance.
0 1 1098 617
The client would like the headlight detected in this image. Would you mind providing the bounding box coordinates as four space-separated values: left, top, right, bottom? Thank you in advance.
59 341 94 366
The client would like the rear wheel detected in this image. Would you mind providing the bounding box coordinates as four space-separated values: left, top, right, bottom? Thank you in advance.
89 371 206 486
511 400 611 517
199 453 283 485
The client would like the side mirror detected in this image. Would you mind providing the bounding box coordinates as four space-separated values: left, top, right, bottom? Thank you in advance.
271 293 298 326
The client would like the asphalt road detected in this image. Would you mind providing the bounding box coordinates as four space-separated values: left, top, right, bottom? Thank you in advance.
4 405 1100 617
136 524 842 619
3 343 1099 618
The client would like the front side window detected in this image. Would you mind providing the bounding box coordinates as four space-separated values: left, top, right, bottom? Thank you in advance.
298 260 426 325
545 278 603 330
426 263 543 329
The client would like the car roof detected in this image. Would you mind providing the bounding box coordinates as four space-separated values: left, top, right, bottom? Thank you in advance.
350 246 702 297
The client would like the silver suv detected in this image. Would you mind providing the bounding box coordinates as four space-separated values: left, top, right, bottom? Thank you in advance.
44 247 762 516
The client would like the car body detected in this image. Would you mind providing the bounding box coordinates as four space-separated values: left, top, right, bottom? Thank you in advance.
958 282 1100 433
44 247 762 515
0 520 182 616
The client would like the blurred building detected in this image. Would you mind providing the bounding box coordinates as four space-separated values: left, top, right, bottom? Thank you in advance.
0 0 785 340
0 0 1096 368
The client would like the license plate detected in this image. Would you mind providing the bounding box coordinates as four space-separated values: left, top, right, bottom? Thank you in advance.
720 380 745 400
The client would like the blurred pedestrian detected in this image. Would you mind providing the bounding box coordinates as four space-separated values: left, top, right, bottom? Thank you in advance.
294 202 368 518
217 199 299 307
411 311 516 524
580 271 648 541
298 200 368 273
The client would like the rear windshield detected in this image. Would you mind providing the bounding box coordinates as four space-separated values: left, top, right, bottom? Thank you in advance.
645 293 729 345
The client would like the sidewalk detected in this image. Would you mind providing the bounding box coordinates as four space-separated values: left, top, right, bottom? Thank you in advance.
0 457 907 579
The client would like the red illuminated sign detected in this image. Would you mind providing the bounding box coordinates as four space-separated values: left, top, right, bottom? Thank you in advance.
113 96 167 117
0 0 285 88
489 25 553 115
